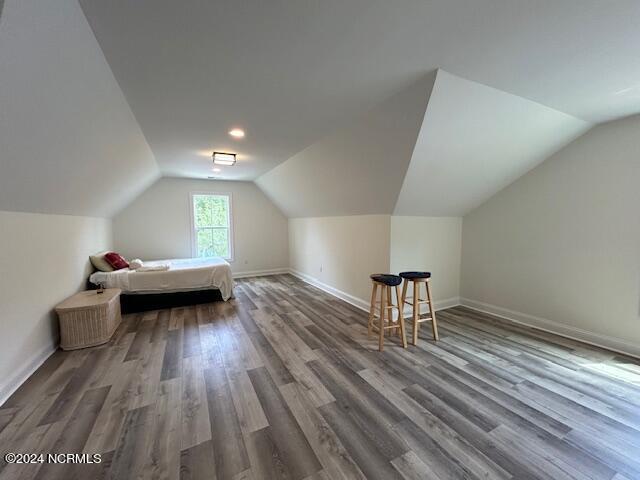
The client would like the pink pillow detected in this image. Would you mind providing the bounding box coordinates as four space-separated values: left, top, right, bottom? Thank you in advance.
104 252 129 270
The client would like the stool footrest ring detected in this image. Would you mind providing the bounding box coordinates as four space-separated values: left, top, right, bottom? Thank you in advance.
404 299 430 306
416 316 434 323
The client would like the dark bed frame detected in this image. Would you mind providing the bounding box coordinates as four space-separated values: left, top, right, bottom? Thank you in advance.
119 289 224 314
87 280 224 314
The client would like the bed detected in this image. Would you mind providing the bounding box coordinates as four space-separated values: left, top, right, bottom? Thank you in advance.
89 257 234 310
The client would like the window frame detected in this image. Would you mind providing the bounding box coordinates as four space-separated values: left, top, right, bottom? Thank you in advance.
189 191 234 262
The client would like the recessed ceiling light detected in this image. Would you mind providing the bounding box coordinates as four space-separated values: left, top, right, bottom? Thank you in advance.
212 167 221 172
212 152 236 166
229 128 245 138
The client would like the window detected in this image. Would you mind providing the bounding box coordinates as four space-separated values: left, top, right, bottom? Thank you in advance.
190 193 233 260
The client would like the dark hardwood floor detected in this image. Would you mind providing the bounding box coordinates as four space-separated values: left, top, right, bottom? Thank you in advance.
1 274 640 480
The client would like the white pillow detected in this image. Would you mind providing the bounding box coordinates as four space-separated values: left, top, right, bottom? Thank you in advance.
129 259 144 270
89 251 114 272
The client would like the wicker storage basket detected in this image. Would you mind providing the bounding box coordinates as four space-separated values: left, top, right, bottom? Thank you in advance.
55 289 122 350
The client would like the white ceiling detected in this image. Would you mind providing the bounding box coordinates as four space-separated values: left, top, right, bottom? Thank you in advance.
2 0 637 219
256 75 435 217
79 0 640 182
0 0 159 218
394 70 592 216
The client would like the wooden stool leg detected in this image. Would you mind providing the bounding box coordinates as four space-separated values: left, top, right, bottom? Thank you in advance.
379 286 386 351
368 282 378 339
387 287 400 336
426 279 438 341
401 279 408 310
412 281 419 345
396 285 407 348
386 286 397 336
400 280 408 339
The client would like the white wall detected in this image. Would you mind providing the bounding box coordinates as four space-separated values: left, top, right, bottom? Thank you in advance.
390 216 462 308
113 178 288 275
289 215 463 311
0 211 112 404
289 215 391 305
461 114 640 356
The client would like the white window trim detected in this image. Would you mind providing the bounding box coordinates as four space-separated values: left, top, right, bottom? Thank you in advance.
189 191 235 262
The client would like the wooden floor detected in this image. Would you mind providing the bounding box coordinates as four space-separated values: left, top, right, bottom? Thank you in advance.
1 275 640 480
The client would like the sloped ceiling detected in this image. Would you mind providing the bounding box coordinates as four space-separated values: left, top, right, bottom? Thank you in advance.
79 0 640 182
2 0 635 220
394 70 593 216
0 0 159 218
255 74 436 217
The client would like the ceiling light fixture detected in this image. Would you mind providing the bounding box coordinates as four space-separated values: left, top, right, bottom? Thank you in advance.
229 128 245 138
212 152 236 166
212 167 221 172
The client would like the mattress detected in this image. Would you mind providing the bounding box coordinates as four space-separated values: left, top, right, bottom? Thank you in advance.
89 257 234 300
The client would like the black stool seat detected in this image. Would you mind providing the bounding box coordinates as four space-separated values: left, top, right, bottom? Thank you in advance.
370 274 402 286
399 271 431 280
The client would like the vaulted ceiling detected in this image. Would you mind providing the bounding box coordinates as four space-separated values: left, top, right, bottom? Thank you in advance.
2 0 639 218
80 0 640 185
256 74 436 217
0 0 159 218
393 71 591 216
258 70 591 217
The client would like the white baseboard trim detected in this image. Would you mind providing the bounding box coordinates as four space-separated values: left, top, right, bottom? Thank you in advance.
233 268 289 279
289 269 461 315
401 296 460 317
460 297 640 359
289 269 371 311
436 297 461 311
0 341 57 407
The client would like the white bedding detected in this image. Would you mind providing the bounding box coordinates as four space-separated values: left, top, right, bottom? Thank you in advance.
89 257 234 300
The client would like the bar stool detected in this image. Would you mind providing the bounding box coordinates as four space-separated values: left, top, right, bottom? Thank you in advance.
399 271 439 345
368 274 407 351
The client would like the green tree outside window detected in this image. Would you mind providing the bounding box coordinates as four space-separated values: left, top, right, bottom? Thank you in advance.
192 194 232 259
